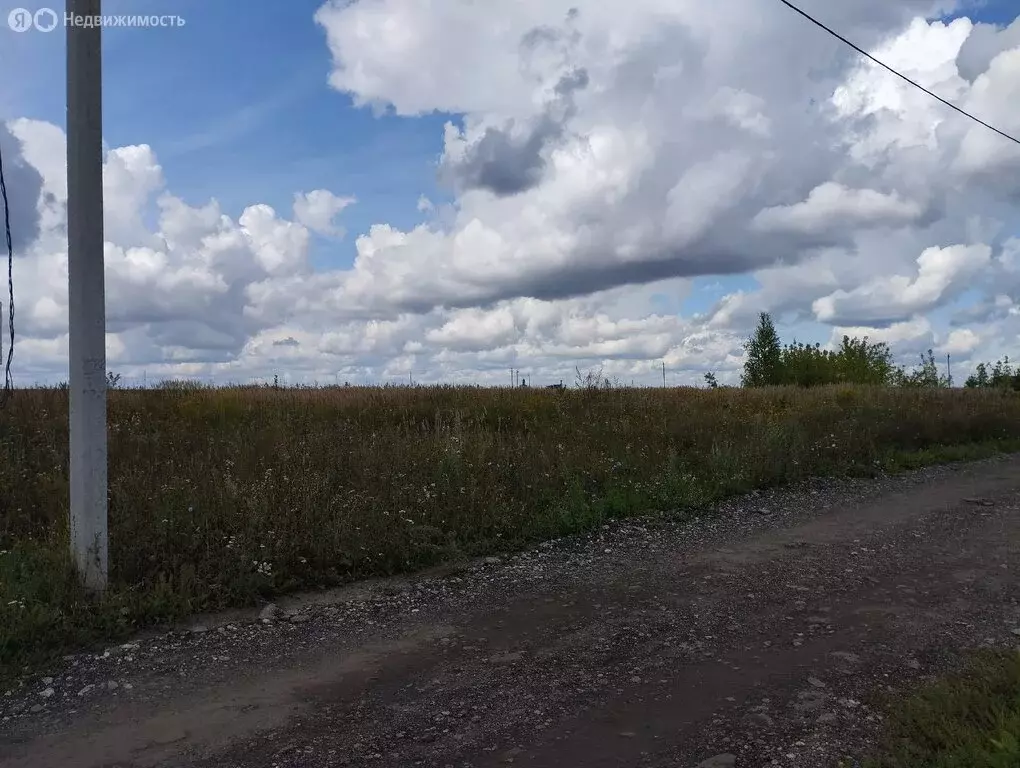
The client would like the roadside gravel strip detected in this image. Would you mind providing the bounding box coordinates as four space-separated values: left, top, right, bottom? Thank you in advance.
2 454 1018 768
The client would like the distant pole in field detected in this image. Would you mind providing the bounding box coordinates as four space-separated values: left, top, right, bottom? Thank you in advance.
67 0 108 593
661 361 666 388
947 353 952 386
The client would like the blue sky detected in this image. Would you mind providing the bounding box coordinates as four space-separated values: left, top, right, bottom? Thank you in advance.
4 0 458 271
945 0 1018 25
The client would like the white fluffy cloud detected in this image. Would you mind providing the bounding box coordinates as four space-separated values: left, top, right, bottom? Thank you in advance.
812 243 992 325
293 190 356 237
0 121 44 252
751 182 926 236
3 2 1020 386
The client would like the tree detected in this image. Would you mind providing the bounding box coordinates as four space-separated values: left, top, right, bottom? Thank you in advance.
703 371 719 389
767 335 897 387
832 335 896 385
965 356 1020 390
741 312 782 388
893 350 951 388
779 341 832 387
965 362 990 388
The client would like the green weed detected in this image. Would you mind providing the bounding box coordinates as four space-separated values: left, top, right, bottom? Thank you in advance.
2 384 1020 681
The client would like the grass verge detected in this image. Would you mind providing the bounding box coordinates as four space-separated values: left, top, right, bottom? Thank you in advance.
861 649 1020 768
3 384 1020 684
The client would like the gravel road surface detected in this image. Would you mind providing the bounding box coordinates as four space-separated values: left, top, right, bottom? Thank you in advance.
2 455 1018 768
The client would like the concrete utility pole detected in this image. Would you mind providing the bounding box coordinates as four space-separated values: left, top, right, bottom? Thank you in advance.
67 0 108 592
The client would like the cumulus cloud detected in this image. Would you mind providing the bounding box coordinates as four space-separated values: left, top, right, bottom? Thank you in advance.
4 1 1020 386
0 120 44 253
310 0 1020 319
438 15 591 196
812 243 992 325
292 189 356 237
956 14 1020 82
942 327 981 355
828 316 937 356
751 182 926 235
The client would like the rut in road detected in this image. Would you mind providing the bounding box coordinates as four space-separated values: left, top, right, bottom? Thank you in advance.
2 455 1018 768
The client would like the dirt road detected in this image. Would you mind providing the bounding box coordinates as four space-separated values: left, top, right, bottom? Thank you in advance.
2 455 1018 768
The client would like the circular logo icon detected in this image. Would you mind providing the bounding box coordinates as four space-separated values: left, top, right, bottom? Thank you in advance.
33 8 58 32
7 7 34 31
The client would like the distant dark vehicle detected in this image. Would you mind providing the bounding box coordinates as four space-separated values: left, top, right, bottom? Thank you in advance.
546 381 565 391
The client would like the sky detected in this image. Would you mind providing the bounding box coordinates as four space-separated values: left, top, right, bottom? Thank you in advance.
0 0 1018 387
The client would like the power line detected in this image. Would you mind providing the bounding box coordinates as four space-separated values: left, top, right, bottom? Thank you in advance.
0 137 14 407
776 0 1020 148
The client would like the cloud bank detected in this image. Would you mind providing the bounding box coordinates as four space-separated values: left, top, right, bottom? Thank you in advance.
3 2 1019 386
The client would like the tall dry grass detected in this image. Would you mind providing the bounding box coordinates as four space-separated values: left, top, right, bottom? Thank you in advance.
2 383 1020 674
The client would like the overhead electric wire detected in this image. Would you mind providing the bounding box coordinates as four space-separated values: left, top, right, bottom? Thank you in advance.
776 0 1020 148
0 138 14 407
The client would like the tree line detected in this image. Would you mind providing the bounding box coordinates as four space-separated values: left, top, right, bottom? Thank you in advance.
719 312 1019 390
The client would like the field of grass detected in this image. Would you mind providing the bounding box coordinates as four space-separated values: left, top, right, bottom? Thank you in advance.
3 383 1020 680
862 649 1020 768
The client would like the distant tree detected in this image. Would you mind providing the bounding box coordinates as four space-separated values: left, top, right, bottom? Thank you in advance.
832 335 897 385
741 316 952 389
703 371 719 389
965 356 1020 390
778 341 832 387
741 312 782 388
966 362 990 388
893 349 951 388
